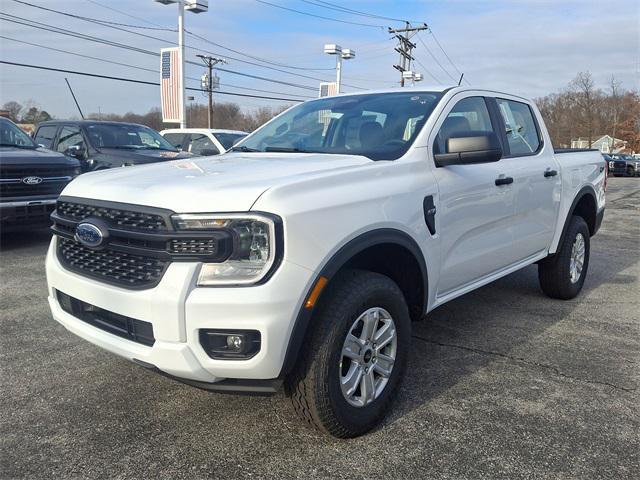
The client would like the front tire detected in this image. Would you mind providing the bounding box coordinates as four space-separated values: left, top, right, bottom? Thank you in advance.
286 269 411 438
538 215 590 299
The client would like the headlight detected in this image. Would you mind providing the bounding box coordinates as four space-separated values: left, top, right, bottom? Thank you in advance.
172 213 280 286
609 161 614 168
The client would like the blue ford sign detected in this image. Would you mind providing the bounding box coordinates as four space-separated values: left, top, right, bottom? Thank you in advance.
75 223 104 248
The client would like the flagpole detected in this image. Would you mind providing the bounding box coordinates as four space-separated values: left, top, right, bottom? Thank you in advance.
178 0 186 128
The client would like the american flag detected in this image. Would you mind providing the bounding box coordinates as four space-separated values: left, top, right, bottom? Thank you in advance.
160 47 182 123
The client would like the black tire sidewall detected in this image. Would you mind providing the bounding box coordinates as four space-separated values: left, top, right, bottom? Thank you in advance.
320 274 411 435
560 217 590 296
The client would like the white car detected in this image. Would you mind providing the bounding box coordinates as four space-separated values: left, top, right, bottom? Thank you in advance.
160 128 248 156
46 86 605 437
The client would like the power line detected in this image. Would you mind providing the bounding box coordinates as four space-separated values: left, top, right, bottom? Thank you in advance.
297 0 407 23
413 58 444 85
416 32 458 83
0 13 320 92
0 34 314 99
428 28 471 85
253 0 385 29
10 0 360 88
184 29 333 72
0 61 304 102
84 0 165 28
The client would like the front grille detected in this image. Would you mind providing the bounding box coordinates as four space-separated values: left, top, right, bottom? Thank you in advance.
614 161 626 169
56 201 168 232
56 290 155 346
58 237 168 288
0 165 77 199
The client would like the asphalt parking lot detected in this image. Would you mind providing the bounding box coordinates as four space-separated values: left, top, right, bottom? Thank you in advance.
1 177 638 479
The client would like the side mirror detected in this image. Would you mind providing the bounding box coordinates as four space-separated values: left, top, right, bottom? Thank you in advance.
434 131 502 167
65 145 86 159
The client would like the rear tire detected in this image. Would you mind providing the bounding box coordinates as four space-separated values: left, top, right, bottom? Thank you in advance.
538 215 590 299
286 269 411 438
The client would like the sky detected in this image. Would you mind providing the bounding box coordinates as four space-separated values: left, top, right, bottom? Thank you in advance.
0 0 638 119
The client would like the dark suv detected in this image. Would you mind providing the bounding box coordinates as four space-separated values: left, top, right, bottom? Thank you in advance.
33 120 192 172
1 117 80 231
608 154 640 177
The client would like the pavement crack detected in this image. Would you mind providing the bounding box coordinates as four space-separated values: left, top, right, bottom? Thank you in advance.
412 334 638 393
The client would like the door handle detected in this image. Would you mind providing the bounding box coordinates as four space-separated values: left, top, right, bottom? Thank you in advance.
544 169 558 177
495 176 514 186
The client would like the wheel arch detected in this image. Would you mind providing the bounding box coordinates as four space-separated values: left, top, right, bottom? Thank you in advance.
279 228 428 378
553 185 599 255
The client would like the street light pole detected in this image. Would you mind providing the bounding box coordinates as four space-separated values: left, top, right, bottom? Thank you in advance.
155 1 208 128
324 44 355 95
335 54 342 94
177 1 186 128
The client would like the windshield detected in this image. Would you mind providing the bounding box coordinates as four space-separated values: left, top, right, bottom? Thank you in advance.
0 118 37 149
214 132 247 150
86 124 177 151
235 91 443 161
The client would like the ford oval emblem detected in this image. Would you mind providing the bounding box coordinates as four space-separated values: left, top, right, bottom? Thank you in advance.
75 223 104 248
22 176 43 185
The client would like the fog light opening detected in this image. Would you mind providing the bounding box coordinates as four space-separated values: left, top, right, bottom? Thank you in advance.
199 329 261 360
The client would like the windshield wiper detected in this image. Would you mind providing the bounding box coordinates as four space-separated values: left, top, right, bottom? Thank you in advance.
231 145 260 152
264 146 310 153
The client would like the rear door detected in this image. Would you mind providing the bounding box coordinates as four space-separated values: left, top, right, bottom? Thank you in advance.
492 97 561 259
431 95 517 296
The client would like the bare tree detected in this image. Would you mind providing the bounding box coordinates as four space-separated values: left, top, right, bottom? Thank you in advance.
608 75 623 150
1 101 23 122
569 72 600 148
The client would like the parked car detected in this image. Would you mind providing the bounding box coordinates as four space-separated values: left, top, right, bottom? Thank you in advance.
46 87 605 437
33 120 192 172
0 117 80 231
608 153 639 177
160 128 248 156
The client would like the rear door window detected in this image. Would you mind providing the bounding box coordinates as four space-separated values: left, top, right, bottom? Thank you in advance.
496 99 541 156
34 125 58 148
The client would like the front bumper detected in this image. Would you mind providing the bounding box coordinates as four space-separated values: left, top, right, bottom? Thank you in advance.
45 236 314 388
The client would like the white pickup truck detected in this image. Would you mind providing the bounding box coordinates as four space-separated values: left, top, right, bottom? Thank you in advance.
46 87 605 437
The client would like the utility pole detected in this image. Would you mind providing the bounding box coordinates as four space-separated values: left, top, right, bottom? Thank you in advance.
197 54 225 128
389 22 428 87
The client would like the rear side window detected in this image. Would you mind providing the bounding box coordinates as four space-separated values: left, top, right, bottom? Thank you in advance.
163 133 185 149
434 96 494 154
34 125 57 148
496 99 541 156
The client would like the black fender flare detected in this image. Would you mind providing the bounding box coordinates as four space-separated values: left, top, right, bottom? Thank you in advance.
554 185 599 253
278 228 428 378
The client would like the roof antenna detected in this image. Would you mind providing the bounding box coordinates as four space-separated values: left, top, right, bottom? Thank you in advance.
65 77 85 119
457 73 464 86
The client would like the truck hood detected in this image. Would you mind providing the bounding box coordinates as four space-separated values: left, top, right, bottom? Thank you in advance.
61 152 372 212
0 146 78 166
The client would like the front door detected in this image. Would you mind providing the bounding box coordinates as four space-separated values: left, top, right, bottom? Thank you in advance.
431 95 516 296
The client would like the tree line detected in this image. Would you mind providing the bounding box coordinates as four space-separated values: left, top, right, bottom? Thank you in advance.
535 72 639 152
